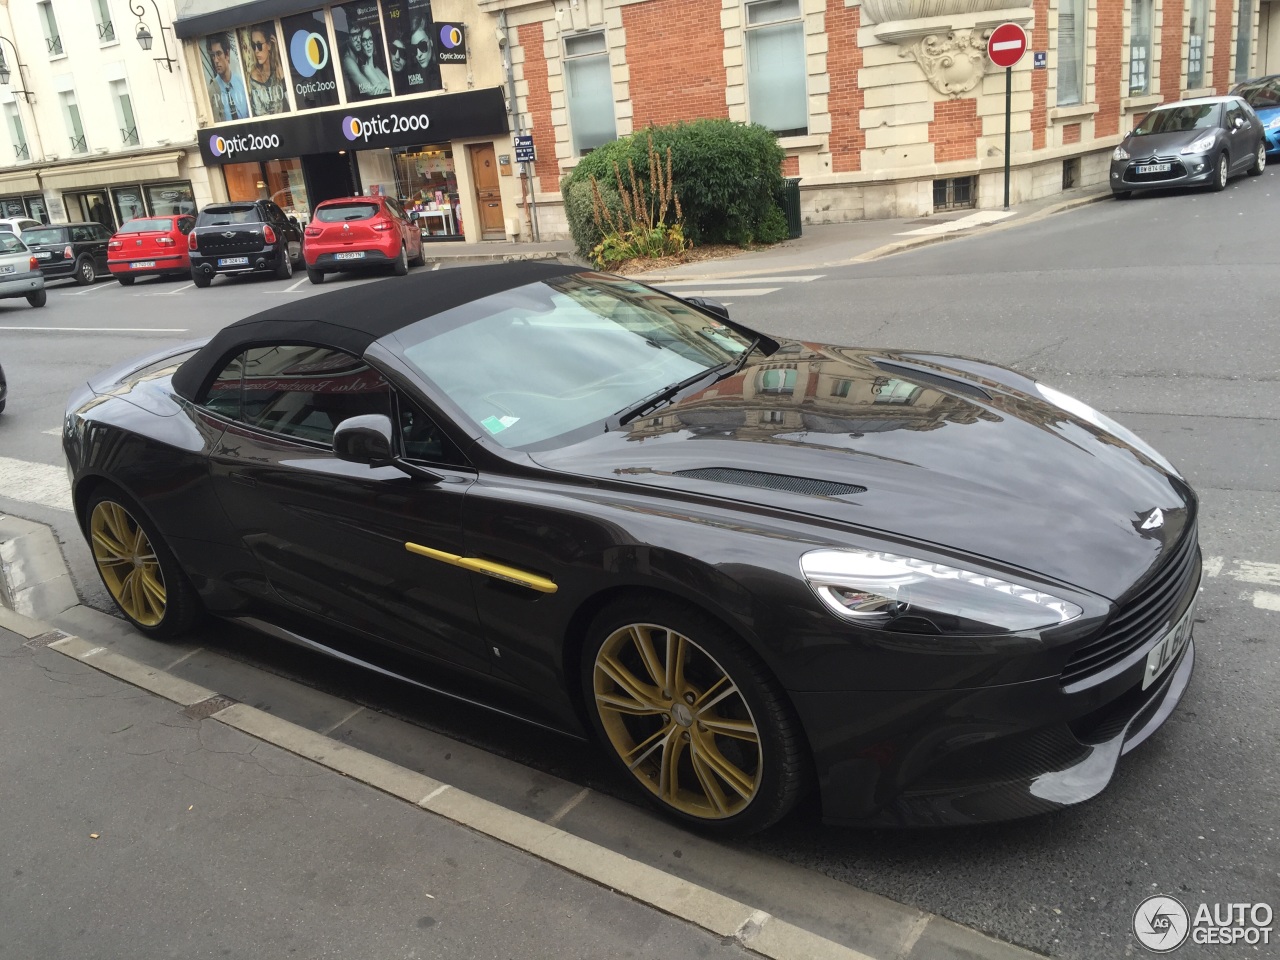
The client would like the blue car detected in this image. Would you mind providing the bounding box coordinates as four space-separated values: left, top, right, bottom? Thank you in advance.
1233 74 1280 153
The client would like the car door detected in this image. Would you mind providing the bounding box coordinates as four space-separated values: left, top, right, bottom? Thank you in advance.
265 201 301 260
92 223 113 269
386 198 419 258
203 343 490 674
1226 103 1252 170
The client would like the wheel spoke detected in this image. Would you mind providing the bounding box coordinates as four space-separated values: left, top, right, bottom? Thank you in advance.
658 731 688 803
690 748 732 815
691 738 755 801
595 690 663 718
121 569 141 617
694 677 738 715
91 529 131 562
699 715 759 743
597 653 664 710
623 723 675 769
140 567 167 609
664 631 687 695
629 626 668 691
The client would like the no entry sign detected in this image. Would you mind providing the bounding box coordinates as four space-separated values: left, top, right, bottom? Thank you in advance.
987 22 1028 69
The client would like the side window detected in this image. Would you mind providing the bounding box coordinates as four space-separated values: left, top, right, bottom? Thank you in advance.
1228 105 1246 129
239 345 392 445
265 202 286 223
71 226 92 242
396 393 463 465
201 352 245 420
177 217 195 234
94 224 113 241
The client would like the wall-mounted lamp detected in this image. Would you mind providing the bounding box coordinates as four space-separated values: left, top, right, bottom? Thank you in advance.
0 35 35 101
131 0 177 72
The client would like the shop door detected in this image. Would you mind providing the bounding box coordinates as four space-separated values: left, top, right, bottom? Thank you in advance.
302 153 356 210
467 143 506 240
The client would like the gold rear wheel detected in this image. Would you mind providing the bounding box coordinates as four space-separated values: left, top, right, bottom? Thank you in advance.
90 499 167 627
592 621 763 820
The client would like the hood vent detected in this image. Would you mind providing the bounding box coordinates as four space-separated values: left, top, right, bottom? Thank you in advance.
674 467 866 498
872 361 992 401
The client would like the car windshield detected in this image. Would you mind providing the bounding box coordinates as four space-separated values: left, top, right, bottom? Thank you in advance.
0 234 27 253
317 203 379 222
1133 104 1221 135
119 218 173 233
23 227 67 245
1235 79 1280 108
389 272 756 449
199 206 259 226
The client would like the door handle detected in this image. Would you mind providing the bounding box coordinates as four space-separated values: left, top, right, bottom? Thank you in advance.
228 472 257 487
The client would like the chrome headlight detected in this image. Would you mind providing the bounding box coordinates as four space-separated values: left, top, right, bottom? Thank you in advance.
1112 145 1130 161
800 549 1082 635
1181 134 1217 155
1033 381 1180 477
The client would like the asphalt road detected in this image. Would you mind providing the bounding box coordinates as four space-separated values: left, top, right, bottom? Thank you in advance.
1 176 1277 960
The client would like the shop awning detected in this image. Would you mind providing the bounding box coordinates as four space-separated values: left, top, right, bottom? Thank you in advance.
0 169 42 195
39 152 187 192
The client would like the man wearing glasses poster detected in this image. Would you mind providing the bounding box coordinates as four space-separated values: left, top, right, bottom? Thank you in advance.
384 0 442 96
334 1 392 101
203 32 250 122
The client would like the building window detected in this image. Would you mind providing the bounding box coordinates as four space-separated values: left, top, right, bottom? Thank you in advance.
111 79 139 146
1188 0 1207 88
757 367 797 394
39 1 63 56
933 176 976 210
1236 0 1253 82
60 91 87 153
762 410 785 424
564 32 616 155
831 379 851 398
94 0 115 42
1129 0 1152 94
744 0 808 136
5 103 28 162
1056 0 1087 105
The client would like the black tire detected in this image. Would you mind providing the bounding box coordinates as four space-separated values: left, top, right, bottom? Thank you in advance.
1211 153 1229 191
192 272 212 288
581 596 809 835
274 249 294 280
84 487 202 639
26 289 46 307
1249 143 1266 176
306 266 325 285
1112 190 1131 200
0 399 6 413
117 275 135 286
392 244 408 276
409 241 426 267
74 257 97 286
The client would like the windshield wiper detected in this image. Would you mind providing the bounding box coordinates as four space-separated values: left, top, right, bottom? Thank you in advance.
612 364 730 427
729 337 761 377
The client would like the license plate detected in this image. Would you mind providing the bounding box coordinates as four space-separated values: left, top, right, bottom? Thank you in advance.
218 256 249 267
131 261 156 269
335 251 365 260
1135 162 1172 174
36 251 52 259
0 265 13 275
1143 595 1197 689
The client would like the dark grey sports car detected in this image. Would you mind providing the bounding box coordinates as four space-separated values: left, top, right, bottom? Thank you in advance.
1110 95 1266 196
63 262 1202 834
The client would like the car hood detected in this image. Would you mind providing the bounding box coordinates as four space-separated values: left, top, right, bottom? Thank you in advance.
1123 129 1213 156
528 344 1192 601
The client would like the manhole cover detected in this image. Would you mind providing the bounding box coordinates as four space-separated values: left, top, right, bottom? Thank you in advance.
182 695 238 720
23 630 69 649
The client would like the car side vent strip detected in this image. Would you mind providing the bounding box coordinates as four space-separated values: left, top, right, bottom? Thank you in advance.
673 467 866 498
870 361 993 401
404 543 558 594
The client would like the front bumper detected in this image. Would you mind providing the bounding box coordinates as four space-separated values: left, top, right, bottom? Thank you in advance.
1110 154 1217 192
0 271 45 299
799 629 1195 827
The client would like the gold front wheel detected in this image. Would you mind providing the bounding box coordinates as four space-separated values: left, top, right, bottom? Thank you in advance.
90 499 168 626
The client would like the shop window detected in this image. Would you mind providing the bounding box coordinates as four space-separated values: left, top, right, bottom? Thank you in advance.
146 182 196 216
1129 0 1151 94
110 79 139 147
564 32 616 155
39 1 63 56
113 186 146 226
5 104 28 162
94 0 116 43
1056 0 1087 106
1187 0 1207 88
60 91 87 154
394 145 462 238
745 0 808 137
0 195 47 222
1236 0 1253 82
263 158 310 219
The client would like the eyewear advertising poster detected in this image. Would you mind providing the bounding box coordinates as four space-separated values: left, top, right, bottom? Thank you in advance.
238 21 292 117
333 1 392 102
383 0 443 97
281 10 341 110
200 31 251 123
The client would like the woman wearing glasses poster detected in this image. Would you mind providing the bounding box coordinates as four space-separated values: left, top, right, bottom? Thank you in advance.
334 1 392 101
240 22 291 116
384 0 442 96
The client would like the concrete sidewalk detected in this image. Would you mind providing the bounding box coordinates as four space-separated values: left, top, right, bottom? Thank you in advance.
424 185 1111 277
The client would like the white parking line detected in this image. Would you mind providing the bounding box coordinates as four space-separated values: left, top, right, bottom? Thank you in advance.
159 282 196 295
1253 591 1280 611
0 326 188 333
67 283 116 296
0 457 73 512
282 277 310 293
1204 556 1280 586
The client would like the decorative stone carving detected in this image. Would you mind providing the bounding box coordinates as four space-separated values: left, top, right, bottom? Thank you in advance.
900 29 990 97
861 0 1019 26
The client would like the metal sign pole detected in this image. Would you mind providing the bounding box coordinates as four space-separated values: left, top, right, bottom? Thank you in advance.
1004 66 1012 211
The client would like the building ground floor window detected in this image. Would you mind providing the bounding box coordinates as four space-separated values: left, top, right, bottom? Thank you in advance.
384 143 462 240
0 194 50 223
222 157 314 220
63 181 196 231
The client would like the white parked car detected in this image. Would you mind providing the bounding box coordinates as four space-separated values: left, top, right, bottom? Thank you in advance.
0 232 47 308
0 217 41 237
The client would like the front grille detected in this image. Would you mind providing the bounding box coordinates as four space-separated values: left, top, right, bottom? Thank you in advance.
1124 157 1186 183
673 467 866 498
1061 524 1199 686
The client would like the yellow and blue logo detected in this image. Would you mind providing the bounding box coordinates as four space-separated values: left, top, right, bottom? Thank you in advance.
209 134 227 157
289 29 329 77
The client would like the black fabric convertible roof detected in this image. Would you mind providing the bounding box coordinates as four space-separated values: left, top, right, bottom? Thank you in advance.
171 260 585 401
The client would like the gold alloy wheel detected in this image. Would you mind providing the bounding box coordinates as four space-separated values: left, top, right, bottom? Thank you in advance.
593 622 762 819
90 500 167 626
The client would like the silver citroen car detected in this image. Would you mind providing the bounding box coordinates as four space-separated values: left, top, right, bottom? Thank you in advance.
0 231 46 308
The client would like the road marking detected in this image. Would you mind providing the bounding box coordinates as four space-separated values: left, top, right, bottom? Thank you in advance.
159 282 196 295
0 326 188 333
320 705 365 735
282 277 310 293
545 787 591 827
1202 556 1225 578
1203 556 1280 586
655 275 823 285
67 283 115 296
0 457 73 512
1253 591 1280 611
896 210 1016 237
657 287 781 297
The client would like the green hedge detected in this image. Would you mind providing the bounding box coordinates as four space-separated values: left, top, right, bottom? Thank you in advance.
561 119 787 254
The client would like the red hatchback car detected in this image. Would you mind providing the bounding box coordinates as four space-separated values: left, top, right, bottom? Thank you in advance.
108 216 196 285
303 196 424 284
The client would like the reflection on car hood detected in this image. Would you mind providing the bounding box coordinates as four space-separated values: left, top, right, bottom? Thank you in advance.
1123 129 1210 155
530 343 1192 600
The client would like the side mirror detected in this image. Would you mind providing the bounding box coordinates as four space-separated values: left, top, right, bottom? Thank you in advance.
333 414 442 482
289 216 301 227
685 296 730 321
1233 116 1245 129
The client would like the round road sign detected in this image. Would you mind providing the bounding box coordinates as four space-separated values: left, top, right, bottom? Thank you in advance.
987 22 1028 69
